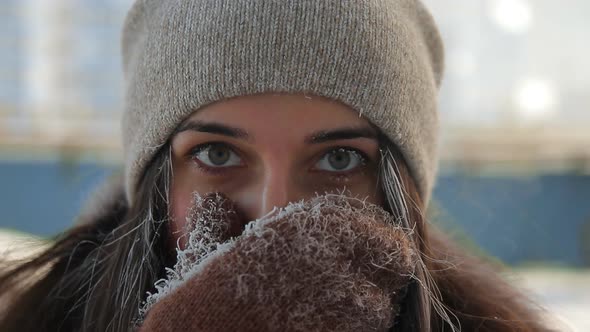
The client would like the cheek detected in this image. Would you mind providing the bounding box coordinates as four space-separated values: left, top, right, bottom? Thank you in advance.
358 182 384 207
169 183 194 250
343 171 383 205
369 173 385 206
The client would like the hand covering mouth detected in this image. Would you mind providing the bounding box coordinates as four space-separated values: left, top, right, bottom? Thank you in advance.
139 192 418 331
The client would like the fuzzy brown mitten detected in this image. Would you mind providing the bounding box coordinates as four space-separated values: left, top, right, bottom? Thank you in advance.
138 193 417 332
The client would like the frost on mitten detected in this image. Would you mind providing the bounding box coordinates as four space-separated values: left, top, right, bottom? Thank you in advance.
138 192 241 319
139 193 418 332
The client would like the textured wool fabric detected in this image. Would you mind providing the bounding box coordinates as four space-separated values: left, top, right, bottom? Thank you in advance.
121 0 444 205
138 193 417 331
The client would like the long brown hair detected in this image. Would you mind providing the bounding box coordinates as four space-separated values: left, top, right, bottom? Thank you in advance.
0 150 173 331
378 140 553 331
0 138 553 331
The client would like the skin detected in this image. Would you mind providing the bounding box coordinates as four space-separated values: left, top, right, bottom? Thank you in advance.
169 93 383 244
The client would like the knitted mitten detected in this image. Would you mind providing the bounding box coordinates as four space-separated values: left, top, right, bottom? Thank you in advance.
138 193 417 331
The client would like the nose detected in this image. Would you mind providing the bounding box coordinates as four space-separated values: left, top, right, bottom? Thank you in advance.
238 166 296 222
260 170 291 218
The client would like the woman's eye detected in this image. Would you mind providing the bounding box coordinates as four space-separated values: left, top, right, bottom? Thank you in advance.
190 143 242 167
315 148 366 172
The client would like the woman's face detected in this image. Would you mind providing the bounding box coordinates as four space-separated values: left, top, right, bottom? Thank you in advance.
169 93 383 241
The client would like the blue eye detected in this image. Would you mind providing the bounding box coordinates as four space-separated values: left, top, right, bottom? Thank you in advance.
191 143 242 167
315 148 366 172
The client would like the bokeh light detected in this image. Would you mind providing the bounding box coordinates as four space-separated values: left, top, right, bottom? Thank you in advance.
515 77 558 120
488 0 533 34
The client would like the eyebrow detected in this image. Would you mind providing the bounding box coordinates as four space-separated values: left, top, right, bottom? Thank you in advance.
173 120 251 141
304 126 378 144
173 120 378 144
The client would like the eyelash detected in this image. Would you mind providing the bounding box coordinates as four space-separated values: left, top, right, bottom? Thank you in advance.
188 142 371 178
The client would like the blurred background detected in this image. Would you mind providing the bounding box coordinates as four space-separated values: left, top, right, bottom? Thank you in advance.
0 0 588 330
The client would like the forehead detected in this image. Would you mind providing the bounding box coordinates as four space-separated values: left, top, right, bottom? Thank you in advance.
186 93 372 130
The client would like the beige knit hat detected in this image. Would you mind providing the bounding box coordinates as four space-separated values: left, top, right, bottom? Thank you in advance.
121 0 444 205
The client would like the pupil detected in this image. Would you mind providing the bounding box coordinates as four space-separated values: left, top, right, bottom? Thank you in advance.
328 149 350 170
208 145 230 165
